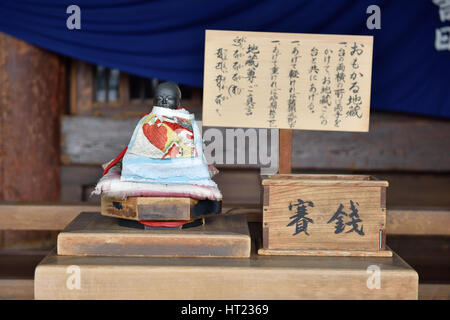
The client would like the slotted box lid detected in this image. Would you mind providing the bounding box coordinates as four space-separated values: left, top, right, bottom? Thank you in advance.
262 174 388 187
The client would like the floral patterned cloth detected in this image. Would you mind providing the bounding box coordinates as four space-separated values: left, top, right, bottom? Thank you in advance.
129 111 198 159
121 106 217 187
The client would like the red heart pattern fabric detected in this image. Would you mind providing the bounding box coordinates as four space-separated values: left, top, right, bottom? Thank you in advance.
142 121 168 151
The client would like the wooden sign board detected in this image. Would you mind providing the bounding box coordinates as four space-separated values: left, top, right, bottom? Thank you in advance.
203 30 373 132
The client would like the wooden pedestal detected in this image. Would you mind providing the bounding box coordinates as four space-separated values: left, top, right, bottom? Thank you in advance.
35 249 418 299
57 212 250 258
101 196 221 221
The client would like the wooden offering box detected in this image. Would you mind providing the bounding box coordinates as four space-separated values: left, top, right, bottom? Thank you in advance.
259 174 392 257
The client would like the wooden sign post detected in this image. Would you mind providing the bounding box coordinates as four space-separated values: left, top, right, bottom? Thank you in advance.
201 30 392 257
202 30 373 174
203 30 372 131
279 129 293 174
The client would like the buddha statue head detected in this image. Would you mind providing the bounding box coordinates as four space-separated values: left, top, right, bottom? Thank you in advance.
153 82 182 110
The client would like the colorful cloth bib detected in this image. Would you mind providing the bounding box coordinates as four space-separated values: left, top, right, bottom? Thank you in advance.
129 111 198 159
121 107 216 187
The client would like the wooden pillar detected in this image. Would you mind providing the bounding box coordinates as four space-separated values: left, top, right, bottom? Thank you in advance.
278 129 293 174
0 32 65 202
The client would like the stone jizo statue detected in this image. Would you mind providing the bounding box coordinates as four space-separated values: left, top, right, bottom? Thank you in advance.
102 82 218 188
153 82 182 110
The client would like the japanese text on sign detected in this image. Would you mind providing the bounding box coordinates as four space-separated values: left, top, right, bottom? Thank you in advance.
203 30 373 132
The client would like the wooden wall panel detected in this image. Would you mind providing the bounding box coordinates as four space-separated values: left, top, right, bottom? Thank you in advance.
61 112 450 172
61 117 136 165
387 235 450 283
61 166 450 207
292 112 450 171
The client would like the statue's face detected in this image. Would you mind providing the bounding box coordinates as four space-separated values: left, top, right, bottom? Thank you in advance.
153 83 181 110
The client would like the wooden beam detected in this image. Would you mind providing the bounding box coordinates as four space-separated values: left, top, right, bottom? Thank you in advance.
419 284 450 300
1 276 447 300
0 203 254 230
0 203 99 230
0 202 449 236
387 207 450 236
0 32 64 202
0 279 34 300
0 32 66 250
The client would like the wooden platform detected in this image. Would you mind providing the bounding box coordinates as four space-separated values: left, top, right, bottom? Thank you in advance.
57 212 251 258
35 249 418 299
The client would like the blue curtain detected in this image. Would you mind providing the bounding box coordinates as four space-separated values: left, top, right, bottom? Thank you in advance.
0 0 449 118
